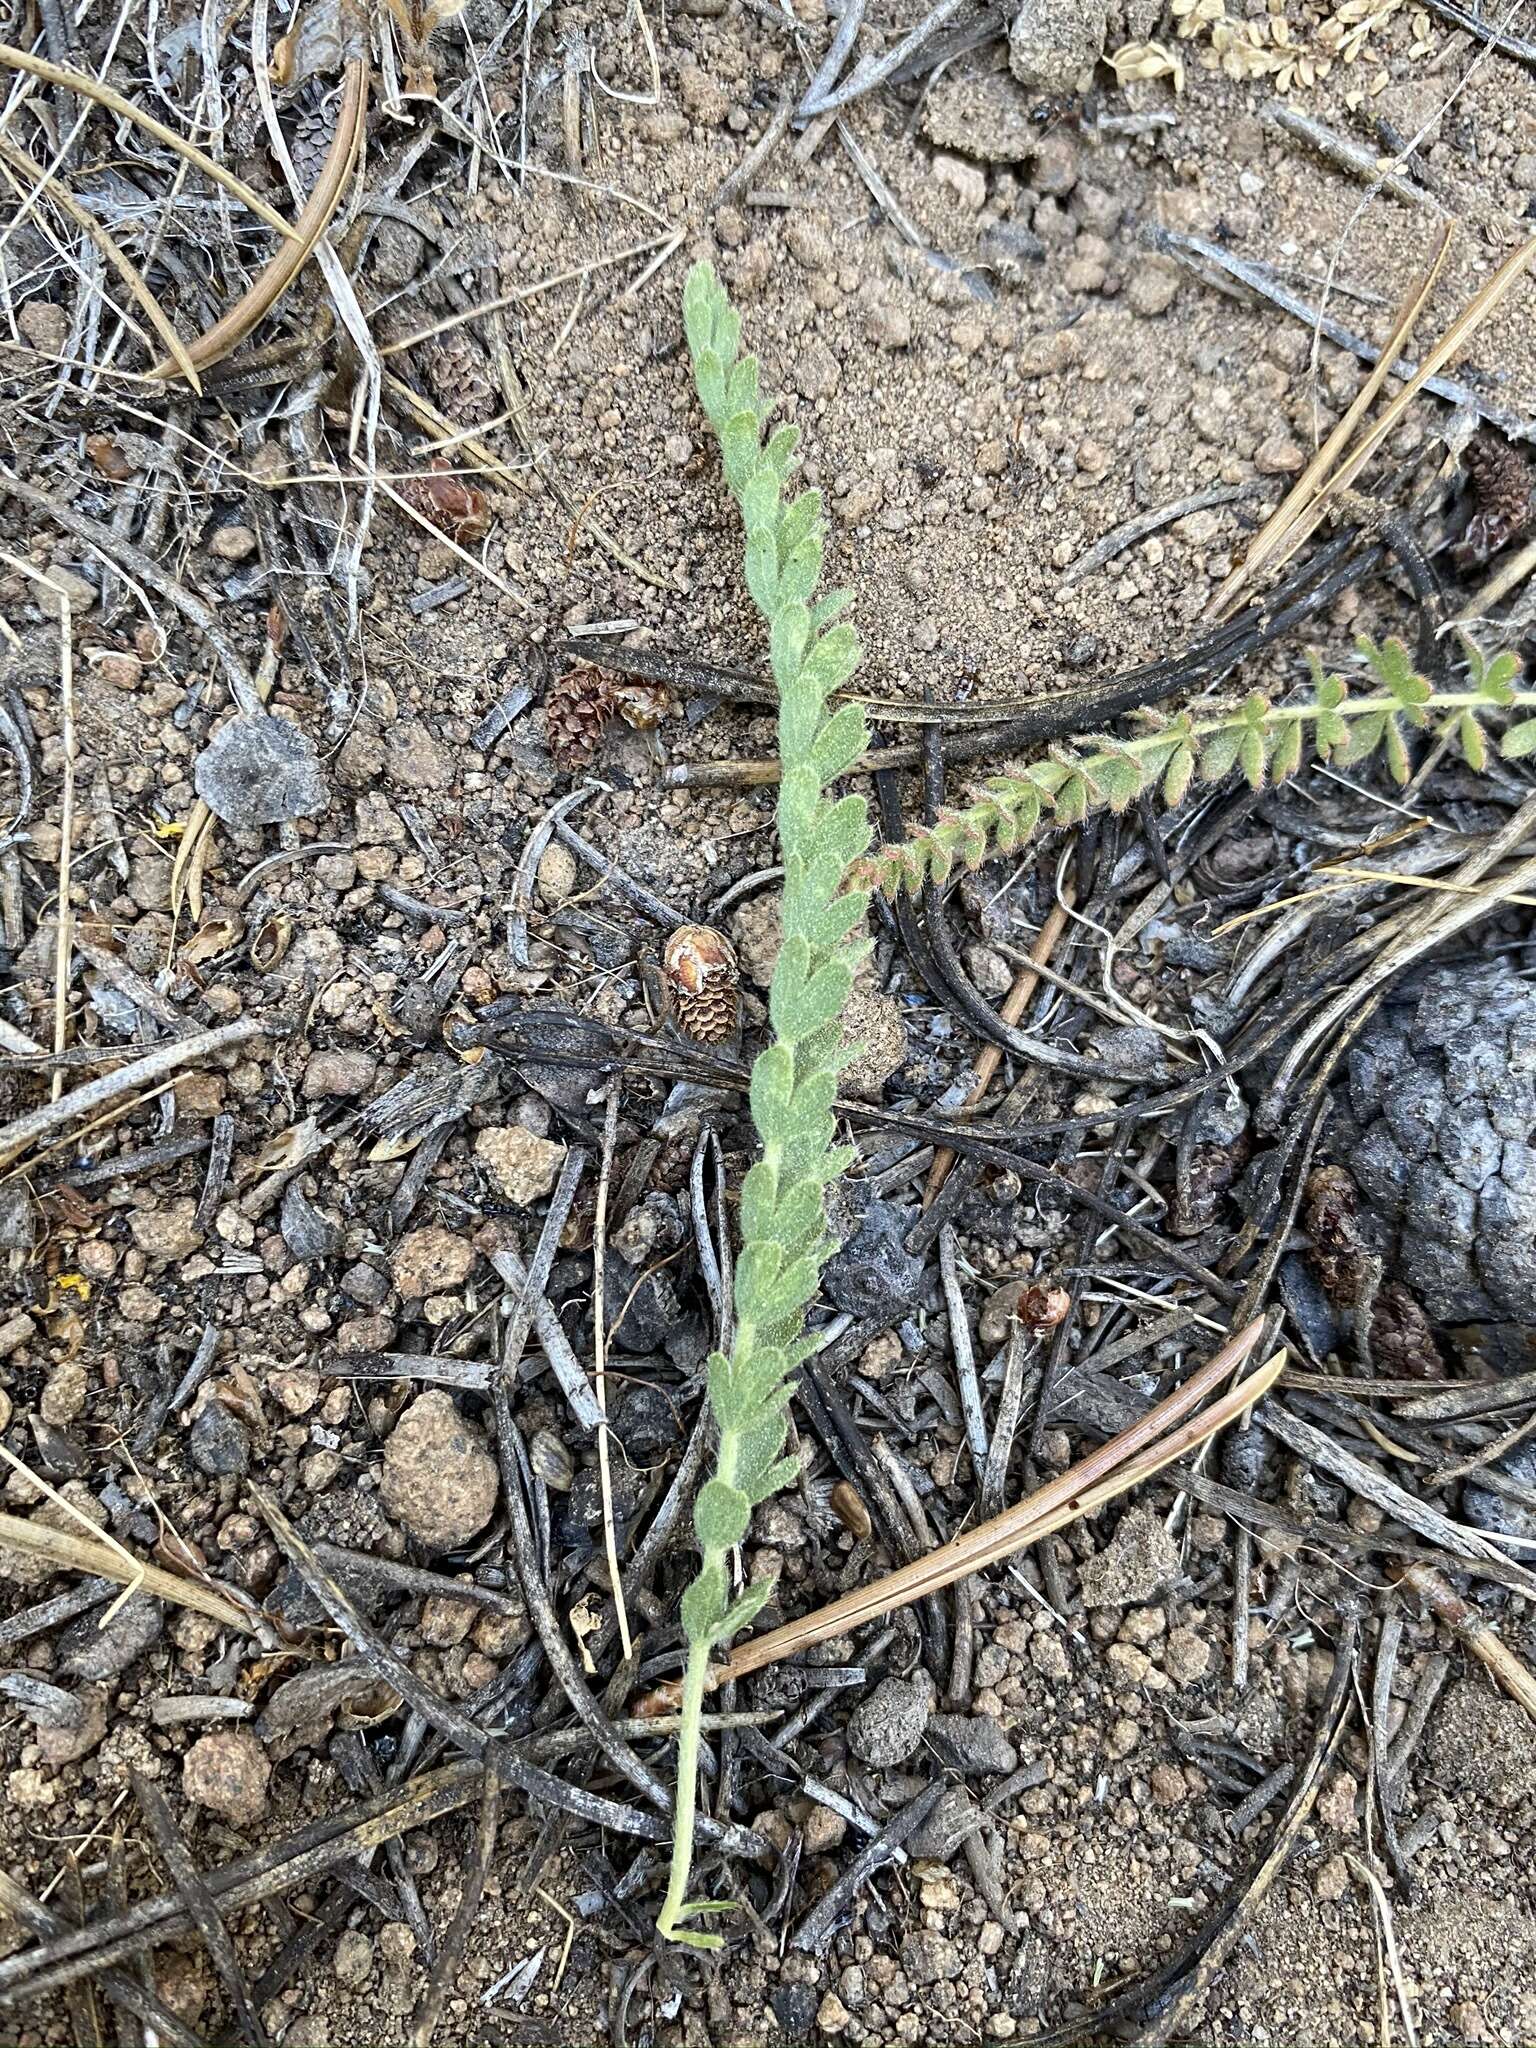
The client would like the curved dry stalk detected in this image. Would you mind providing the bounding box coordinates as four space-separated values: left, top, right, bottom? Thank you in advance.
0 42 299 239
149 55 369 381
637 1318 1276 1712
0 133 202 388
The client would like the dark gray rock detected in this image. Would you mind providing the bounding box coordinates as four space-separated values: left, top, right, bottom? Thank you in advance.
822 1199 922 1322
280 1181 340 1261
925 1713 1018 1776
1462 1443 1536 1542
768 1987 818 2040
59 1594 163 1681
847 1675 929 1768
194 713 326 828
190 1398 251 1478
908 1783 982 1861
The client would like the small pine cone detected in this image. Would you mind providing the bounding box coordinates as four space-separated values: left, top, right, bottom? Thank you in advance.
420 330 499 429
289 101 335 198
1369 1281 1443 1380
1305 1163 1366 1299
545 666 613 770
663 924 740 1044
1459 434 1535 566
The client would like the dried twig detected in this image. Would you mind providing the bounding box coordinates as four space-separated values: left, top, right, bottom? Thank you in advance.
639 1322 1276 1708
591 1089 634 1659
0 1507 257 1633
132 1773 268 2048
0 42 299 236
1395 1561 1536 1721
0 1018 267 1169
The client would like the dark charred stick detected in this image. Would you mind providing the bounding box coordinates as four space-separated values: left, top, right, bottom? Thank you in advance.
0 1577 114 1648
193 1113 235 1234
580 525 1378 753
553 817 691 930
0 1766 505 2006
0 472 261 711
0 1870 206 2048
131 1773 269 2048
408 1762 500 2048
467 1008 1238 1300
248 1487 687 1847
45 1131 209 1189
790 1781 945 1954
1418 0 1536 62
490 1398 767 1861
797 1363 949 1675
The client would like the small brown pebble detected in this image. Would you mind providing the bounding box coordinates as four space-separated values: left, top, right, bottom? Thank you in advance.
1318 1768 1359 1833
419 1593 478 1647
1162 1625 1212 1688
333 1930 373 1988
182 1728 271 1827
817 1992 852 2034
302 1049 378 1101
40 1360 88 1427
391 1225 474 1300
1255 433 1305 477
1149 1763 1186 1807
474 1126 566 1205
208 524 258 562
1030 1632 1070 1682
1313 1851 1350 1902
381 1391 499 1550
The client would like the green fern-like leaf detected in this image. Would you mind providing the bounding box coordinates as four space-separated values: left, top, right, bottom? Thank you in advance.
858 638 1536 897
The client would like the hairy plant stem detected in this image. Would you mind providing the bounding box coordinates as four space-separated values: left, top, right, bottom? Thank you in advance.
656 1641 712 1941
657 264 873 1946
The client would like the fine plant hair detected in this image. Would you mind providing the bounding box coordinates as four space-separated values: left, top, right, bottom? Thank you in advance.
657 262 873 1948
850 634 1534 896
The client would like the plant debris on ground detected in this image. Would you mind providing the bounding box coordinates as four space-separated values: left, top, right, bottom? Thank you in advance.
1 0 1536 2041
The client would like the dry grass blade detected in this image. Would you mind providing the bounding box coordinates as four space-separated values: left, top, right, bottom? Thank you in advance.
149 56 369 381
638 1319 1275 1710
1209 221 1455 620
0 43 299 240
0 1508 258 1633
0 135 202 389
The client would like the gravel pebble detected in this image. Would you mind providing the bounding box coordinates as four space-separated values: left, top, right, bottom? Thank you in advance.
382 1391 499 1549
1077 1505 1178 1607
475 1125 566 1205
333 1930 374 1988
183 1728 271 1827
391 1225 474 1300
302 1049 378 1100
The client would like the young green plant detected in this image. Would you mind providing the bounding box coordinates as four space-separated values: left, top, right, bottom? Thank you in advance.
850 634 1534 895
657 263 873 1948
